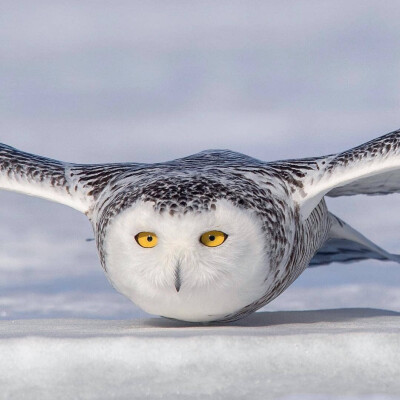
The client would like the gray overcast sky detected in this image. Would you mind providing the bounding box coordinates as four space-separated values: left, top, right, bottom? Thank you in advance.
1 1 400 163
1 1 400 318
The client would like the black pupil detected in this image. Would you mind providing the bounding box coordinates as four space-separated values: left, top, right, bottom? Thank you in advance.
209 235 215 241
147 236 153 242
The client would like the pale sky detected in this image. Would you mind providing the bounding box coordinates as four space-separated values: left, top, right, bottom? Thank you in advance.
1 1 400 163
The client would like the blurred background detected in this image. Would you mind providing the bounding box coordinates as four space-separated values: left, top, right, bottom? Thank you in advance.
1 0 400 319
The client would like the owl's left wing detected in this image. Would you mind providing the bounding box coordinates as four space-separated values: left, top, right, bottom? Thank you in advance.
0 143 95 213
287 129 400 219
0 143 144 214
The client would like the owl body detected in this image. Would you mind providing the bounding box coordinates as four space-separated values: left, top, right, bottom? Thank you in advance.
1 130 400 322
87 152 331 321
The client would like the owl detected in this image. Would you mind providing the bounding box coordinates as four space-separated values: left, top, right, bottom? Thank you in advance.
1 129 399 322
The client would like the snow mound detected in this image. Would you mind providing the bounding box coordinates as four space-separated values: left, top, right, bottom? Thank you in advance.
1 308 399 399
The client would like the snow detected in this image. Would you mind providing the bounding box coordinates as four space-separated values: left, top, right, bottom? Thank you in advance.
1 309 400 399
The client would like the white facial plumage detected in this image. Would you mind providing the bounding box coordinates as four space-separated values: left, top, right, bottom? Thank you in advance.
105 199 268 322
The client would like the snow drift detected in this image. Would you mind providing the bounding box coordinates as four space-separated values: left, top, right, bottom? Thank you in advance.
0 308 399 399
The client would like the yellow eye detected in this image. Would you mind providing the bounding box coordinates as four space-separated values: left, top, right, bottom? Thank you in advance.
135 232 158 248
200 230 228 247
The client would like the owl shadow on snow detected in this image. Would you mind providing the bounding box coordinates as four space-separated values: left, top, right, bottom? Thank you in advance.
144 307 400 328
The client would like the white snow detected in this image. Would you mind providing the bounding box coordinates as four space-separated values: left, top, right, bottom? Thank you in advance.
0 309 399 399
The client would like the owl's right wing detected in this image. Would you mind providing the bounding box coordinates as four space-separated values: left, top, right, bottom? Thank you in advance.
283 128 400 219
0 143 140 214
309 214 400 267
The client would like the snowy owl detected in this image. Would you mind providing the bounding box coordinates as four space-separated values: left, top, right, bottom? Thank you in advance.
1 129 400 322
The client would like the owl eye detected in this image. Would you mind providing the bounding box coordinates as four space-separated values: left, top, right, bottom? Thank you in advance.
135 232 158 248
200 230 228 247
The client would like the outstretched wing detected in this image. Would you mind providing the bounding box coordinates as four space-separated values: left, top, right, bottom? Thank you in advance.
310 214 400 266
0 143 95 213
292 129 400 218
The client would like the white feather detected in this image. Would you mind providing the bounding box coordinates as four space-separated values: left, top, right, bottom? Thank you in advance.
104 199 268 322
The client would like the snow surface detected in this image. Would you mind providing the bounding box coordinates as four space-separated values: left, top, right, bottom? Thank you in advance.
1 309 400 399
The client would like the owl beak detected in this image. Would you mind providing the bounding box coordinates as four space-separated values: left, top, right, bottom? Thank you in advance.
174 262 181 292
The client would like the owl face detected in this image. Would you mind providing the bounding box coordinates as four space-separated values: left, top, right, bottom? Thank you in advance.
104 198 269 322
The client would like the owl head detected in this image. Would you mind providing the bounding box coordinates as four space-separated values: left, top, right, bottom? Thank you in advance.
96 175 292 322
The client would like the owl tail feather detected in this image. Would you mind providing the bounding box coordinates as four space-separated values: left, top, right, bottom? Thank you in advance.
309 213 400 267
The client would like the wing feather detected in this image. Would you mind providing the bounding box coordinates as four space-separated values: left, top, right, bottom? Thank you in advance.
295 129 400 218
310 214 400 266
0 143 92 213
